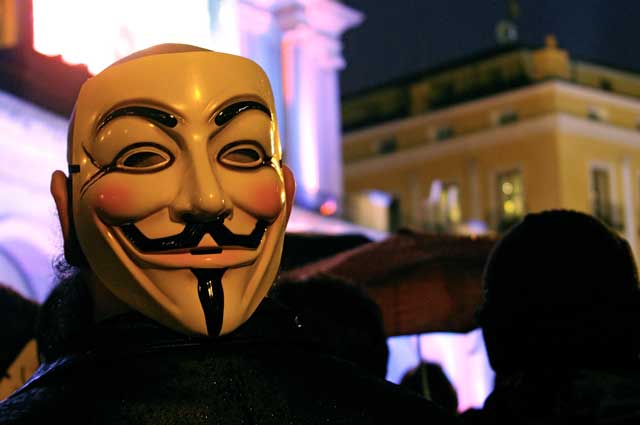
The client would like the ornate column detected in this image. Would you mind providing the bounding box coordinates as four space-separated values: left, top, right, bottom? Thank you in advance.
219 0 363 212
235 0 288 142
273 0 362 211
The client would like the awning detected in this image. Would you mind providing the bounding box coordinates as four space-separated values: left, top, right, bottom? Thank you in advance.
282 229 496 336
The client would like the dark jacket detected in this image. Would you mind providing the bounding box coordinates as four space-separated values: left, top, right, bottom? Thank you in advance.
0 297 455 425
462 367 640 425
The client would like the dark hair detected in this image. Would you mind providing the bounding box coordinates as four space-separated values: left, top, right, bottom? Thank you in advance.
270 273 389 378
35 255 93 363
477 209 640 374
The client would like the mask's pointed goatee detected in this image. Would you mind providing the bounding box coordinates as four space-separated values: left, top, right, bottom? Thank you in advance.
192 268 226 336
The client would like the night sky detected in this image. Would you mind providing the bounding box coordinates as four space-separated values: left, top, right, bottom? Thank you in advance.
339 0 640 97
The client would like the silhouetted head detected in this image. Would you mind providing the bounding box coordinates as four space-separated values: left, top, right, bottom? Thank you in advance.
270 273 389 378
400 361 458 415
477 209 640 374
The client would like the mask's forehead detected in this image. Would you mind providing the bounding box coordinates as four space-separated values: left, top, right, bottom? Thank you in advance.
70 51 278 163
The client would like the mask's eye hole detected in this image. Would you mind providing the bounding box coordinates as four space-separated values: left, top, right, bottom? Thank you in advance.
115 144 174 173
218 142 266 169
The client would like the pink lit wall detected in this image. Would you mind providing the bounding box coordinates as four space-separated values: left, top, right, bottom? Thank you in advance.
387 330 494 413
0 91 67 301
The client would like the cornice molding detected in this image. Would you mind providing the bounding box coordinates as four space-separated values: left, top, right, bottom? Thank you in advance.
344 80 640 144
344 113 640 179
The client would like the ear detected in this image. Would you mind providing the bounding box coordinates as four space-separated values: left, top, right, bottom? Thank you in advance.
51 170 87 266
282 164 296 222
51 170 71 242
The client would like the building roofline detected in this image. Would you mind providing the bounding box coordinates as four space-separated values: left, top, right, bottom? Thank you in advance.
341 42 533 100
575 55 640 77
344 79 640 142
342 42 640 104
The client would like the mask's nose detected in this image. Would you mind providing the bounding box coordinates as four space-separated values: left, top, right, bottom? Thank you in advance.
170 158 233 223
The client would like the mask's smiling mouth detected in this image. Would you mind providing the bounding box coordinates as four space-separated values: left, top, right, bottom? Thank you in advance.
119 216 268 253
190 246 223 255
108 216 268 269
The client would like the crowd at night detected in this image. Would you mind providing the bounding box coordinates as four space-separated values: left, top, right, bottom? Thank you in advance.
1 1 640 423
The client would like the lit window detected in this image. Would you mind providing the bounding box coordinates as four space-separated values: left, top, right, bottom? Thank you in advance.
439 183 462 225
496 169 524 231
347 190 399 232
425 180 461 232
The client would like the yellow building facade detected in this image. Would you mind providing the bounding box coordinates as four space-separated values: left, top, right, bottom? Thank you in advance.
342 38 640 258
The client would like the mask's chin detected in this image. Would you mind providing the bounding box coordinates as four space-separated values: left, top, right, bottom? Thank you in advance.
96 226 269 336
133 252 269 336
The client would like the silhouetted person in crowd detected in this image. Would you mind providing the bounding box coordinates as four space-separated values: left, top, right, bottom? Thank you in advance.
0 284 39 399
2 262 93 400
270 273 389 378
468 209 640 424
400 361 459 416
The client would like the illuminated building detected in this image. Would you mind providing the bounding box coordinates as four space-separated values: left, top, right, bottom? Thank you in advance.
342 35 640 264
341 33 640 410
30 0 362 212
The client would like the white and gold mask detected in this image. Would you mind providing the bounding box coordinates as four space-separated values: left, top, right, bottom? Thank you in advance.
63 45 294 336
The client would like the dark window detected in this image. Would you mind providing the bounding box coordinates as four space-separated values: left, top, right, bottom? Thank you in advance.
435 126 454 141
375 138 397 154
497 110 518 125
587 106 606 121
600 79 613 91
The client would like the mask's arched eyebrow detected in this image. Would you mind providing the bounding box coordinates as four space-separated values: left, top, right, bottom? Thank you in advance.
214 101 270 127
98 106 178 131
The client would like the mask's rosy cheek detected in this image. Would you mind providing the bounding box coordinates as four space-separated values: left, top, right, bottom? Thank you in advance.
235 177 284 220
92 183 135 223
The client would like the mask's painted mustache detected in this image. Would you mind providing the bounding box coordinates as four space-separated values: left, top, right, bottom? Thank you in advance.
120 218 268 253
